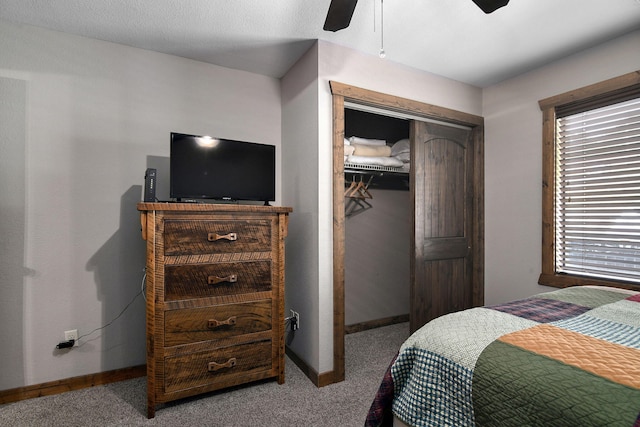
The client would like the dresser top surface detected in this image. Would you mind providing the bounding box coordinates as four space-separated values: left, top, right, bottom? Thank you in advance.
137 202 292 214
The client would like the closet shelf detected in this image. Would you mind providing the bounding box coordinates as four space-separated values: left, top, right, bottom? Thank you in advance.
344 162 408 175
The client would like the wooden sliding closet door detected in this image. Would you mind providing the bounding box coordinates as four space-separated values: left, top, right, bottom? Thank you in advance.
410 121 475 332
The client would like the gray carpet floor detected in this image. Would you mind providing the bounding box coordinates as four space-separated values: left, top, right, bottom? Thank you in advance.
0 322 409 427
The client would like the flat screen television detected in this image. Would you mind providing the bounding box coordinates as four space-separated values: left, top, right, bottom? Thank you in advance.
170 132 276 204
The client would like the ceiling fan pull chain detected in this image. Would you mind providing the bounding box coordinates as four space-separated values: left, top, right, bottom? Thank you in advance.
379 0 385 58
373 0 376 32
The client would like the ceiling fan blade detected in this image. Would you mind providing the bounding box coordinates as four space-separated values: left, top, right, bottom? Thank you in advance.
323 0 358 32
471 0 510 13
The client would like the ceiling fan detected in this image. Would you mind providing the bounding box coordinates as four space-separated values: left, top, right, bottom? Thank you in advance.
323 0 510 32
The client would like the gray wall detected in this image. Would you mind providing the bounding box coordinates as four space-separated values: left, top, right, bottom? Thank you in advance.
483 30 640 305
281 43 322 369
0 77 27 388
0 20 281 390
345 188 410 325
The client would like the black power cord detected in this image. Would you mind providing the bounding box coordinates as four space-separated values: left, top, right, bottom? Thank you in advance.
54 270 146 350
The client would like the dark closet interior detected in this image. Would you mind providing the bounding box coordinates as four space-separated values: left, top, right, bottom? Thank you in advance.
345 108 409 145
344 108 410 191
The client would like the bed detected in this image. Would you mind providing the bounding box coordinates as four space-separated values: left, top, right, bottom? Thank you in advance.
366 286 640 427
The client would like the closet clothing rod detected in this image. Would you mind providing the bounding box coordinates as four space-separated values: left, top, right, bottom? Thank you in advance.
344 168 410 192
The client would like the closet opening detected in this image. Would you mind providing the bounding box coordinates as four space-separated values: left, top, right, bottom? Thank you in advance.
343 107 411 334
330 81 484 387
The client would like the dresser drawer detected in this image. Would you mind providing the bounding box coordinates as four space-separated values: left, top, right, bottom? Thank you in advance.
164 339 272 394
163 219 271 256
164 300 272 347
165 260 271 301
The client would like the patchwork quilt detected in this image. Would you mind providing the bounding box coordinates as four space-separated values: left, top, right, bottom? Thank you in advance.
365 286 640 427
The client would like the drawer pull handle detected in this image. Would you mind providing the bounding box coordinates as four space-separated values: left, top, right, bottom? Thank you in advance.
208 274 238 285
208 232 237 242
208 358 237 372
208 316 237 329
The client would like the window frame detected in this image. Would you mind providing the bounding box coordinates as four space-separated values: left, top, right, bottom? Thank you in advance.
538 70 640 291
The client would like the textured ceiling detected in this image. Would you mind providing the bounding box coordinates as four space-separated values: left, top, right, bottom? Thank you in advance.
1 0 640 87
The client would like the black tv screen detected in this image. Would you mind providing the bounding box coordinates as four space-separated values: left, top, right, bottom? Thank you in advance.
170 132 276 203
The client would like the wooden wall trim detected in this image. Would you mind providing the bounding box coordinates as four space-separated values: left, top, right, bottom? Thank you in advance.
0 365 146 405
472 124 486 307
331 92 346 385
345 314 409 335
538 70 640 110
330 81 484 127
538 105 556 286
285 347 336 387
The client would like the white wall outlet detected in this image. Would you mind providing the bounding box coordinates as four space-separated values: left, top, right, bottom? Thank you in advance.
64 329 78 346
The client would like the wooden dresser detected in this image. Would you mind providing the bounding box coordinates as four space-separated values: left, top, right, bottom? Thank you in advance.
137 203 292 418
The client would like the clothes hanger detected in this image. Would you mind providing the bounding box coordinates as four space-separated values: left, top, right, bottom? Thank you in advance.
345 174 358 198
354 175 373 199
344 174 374 217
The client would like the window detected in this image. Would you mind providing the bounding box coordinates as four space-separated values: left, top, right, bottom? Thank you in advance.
539 71 640 290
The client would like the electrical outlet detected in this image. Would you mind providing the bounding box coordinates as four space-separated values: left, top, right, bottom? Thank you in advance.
64 329 78 347
291 310 300 331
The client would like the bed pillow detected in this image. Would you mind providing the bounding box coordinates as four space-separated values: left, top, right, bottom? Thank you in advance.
391 138 410 156
396 152 410 163
347 155 404 168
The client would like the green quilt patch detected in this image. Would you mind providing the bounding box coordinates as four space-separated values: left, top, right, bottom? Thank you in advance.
473 341 640 427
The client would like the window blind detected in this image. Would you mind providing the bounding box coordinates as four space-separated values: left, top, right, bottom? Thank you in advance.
555 96 640 284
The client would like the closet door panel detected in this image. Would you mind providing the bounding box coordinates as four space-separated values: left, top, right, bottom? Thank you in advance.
411 121 474 332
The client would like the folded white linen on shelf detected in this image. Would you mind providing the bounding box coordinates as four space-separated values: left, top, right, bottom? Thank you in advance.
349 136 387 146
346 155 404 168
352 143 392 157
344 145 356 156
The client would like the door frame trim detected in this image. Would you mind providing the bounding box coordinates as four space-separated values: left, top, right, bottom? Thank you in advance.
329 81 485 384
